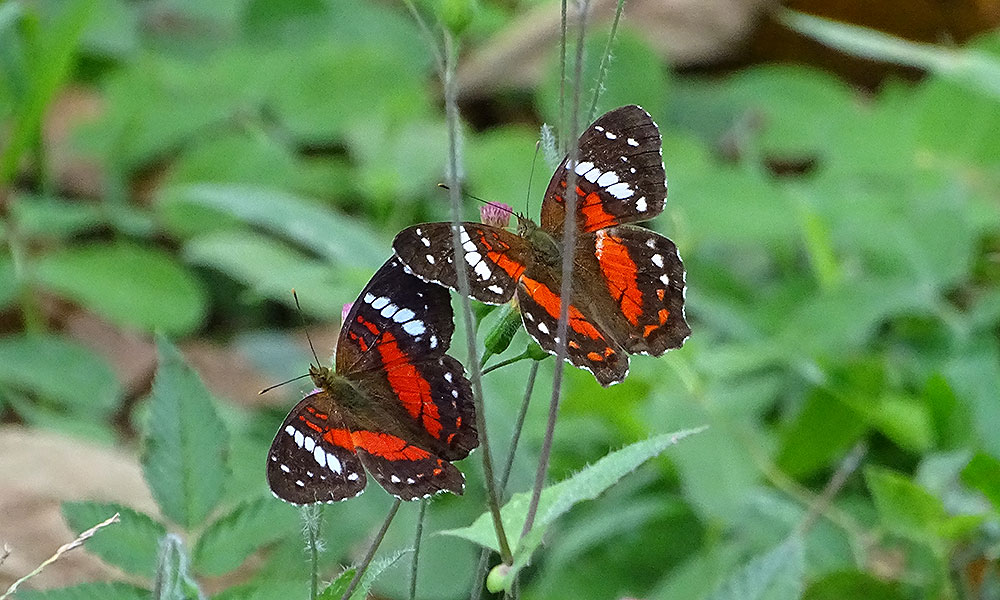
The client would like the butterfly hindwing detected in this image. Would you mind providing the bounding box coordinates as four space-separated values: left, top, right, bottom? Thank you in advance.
516 265 629 386
393 222 530 305
266 390 367 504
540 105 666 234
577 225 690 356
353 434 466 501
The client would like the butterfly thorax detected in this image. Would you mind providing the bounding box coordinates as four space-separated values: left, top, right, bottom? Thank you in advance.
519 219 561 267
308 364 362 406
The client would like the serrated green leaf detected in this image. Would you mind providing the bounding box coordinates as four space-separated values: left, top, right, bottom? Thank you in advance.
440 427 705 583
193 497 299 576
34 242 207 335
62 501 165 578
708 536 805 600
865 465 946 542
961 452 1000 510
317 551 408 600
14 582 149 600
163 184 384 269
142 336 228 529
0 333 120 414
777 388 867 477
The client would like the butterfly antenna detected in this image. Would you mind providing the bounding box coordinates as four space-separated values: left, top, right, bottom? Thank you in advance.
437 184 517 218
525 140 541 215
258 373 311 396
291 289 323 367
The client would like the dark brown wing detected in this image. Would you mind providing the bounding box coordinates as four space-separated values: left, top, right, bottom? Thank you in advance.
540 105 667 234
393 222 533 305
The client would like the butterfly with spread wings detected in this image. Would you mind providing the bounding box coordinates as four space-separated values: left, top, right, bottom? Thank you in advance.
267 258 478 504
393 105 690 386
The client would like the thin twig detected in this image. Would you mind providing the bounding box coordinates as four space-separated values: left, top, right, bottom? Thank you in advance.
2 513 120 600
481 349 531 376
400 0 446 75
339 499 402 600
587 0 626 122
469 362 539 600
521 0 591 540
443 31 513 564
409 500 428 600
559 0 568 154
798 441 867 535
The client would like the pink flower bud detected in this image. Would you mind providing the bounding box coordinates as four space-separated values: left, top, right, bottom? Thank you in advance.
341 302 353 326
480 202 513 228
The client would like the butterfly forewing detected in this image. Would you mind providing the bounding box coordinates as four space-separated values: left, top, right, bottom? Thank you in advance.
393 223 531 305
540 105 667 234
267 389 367 504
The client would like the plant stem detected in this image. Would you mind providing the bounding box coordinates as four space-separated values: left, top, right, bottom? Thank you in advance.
480 350 531 376
442 31 513 564
587 0 627 122
303 505 324 600
559 0 568 154
400 0 445 75
339 499 402 600
469 361 538 600
409 500 428 600
521 0 590 540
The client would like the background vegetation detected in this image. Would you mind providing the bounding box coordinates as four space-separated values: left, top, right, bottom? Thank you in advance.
1 0 999 599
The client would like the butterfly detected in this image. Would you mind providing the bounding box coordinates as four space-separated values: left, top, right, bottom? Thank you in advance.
393 105 690 386
266 257 478 504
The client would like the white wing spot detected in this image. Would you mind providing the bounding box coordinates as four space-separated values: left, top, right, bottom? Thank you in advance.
391 475 401 483
314 446 326 467
294 430 304 448
296 480 305 487
415 227 423 235
444 372 453 382
652 254 664 268
307 470 314 477
488 284 504 294
426 254 435 264
459 227 471 244
595 126 604 132
627 138 639 146
474 260 491 280
380 303 398 318
407 478 416 484
606 182 633 199
524 312 535 321
421 237 431 247
372 296 390 310
429 335 438 349
304 437 316 452
621 156 628 162
364 293 376 304
348 472 359 481
574 161 594 176
463 240 477 252
597 171 619 187
451 389 459 398
635 197 647 212
465 251 482 268
584 168 602 183
646 238 657 249
605 131 617 140
630 167 636 173
328 453 342 474
537 322 549 335
403 320 426 335
280 464 290 473
660 274 670 285
285 425 296 437
393 308 415 323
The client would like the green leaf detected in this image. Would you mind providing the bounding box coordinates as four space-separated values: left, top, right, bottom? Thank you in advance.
869 395 934 453
865 465 946 542
153 533 204 600
163 184 385 269
11 195 107 239
141 335 228 529
34 242 207 335
440 427 705 583
0 0 94 184
803 570 905 600
708 536 805 600
183 229 369 320
777 388 867 478
0 333 120 414
14 582 150 600
62 501 165 578
779 9 1000 100
318 551 409 600
193 497 299 576
961 452 1000 510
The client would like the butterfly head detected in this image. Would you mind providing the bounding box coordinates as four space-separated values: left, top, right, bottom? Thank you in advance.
308 363 338 391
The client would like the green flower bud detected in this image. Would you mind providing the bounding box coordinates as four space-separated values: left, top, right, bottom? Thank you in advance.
485 562 511 594
484 303 522 356
439 0 475 36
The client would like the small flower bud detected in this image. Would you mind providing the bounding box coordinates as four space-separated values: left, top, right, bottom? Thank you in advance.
486 562 512 594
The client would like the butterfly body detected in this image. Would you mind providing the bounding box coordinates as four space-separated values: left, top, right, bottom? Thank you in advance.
393 105 690 386
267 258 478 504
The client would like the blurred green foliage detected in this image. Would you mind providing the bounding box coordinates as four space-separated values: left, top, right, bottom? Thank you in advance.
1 0 1000 599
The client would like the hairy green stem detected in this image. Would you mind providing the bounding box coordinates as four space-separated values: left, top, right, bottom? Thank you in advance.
587 0 627 122
339 499 402 600
442 31 513 564
409 500 427 600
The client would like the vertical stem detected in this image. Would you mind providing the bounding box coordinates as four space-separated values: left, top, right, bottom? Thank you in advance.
558 0 568 154
521 0 590 540
468 362 539 600
587 0 627 122
442 31 513 564
302 505 324 600
339 499 402 600
409 500 428 600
